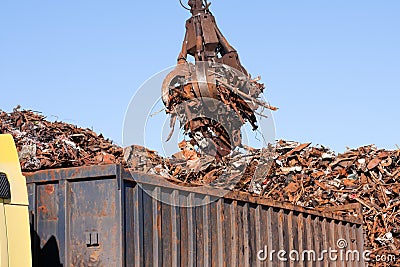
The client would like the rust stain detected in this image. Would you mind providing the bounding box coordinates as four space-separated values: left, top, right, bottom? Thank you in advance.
89 250 101 265
38 205 48 213
44 184 55 194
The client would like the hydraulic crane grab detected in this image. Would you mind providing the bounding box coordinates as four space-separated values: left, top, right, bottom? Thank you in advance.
162 0 277 160
177 0 248 75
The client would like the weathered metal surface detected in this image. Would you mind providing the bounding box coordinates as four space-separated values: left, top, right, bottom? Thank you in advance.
26 164 366 266
27 165 123 267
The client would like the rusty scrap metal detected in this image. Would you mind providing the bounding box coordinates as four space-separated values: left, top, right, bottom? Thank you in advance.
0 108 124 171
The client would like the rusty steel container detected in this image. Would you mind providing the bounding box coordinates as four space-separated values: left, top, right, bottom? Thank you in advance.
25 164 366 267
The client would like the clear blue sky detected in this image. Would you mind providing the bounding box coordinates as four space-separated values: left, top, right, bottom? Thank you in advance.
1 0 399 152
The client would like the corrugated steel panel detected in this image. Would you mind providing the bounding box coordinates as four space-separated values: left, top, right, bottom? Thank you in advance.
25 164 366 267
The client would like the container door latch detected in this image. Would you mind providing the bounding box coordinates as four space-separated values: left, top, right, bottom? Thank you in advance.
85 232 99 247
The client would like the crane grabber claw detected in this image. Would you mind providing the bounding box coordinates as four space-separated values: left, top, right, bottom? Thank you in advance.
162 0 277 159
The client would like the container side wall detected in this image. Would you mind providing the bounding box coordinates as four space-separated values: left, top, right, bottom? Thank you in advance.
26 166 366 267
123 181 366 267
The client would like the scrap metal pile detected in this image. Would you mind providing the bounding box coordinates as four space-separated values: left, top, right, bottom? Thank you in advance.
1 107 400 263
126 140 400 263
0 108 124 171
253 140 400 261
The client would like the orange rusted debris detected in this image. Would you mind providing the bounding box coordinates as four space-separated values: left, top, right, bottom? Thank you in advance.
0 107 124 172
178 140 199 162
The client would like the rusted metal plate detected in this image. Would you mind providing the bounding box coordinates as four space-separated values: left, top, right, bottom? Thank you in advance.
68 178 121 266
223 199 233 267
161 189 173 267
185 18 196 55
124 183 135 267
200 14 218 48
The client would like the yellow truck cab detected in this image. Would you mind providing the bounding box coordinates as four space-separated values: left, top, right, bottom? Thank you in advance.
0 134 32 267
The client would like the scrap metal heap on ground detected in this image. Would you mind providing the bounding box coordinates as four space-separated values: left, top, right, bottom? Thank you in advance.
0 108 124 170
1 108 400 264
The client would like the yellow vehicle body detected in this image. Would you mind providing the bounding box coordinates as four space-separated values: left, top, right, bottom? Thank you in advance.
0 134 32 267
